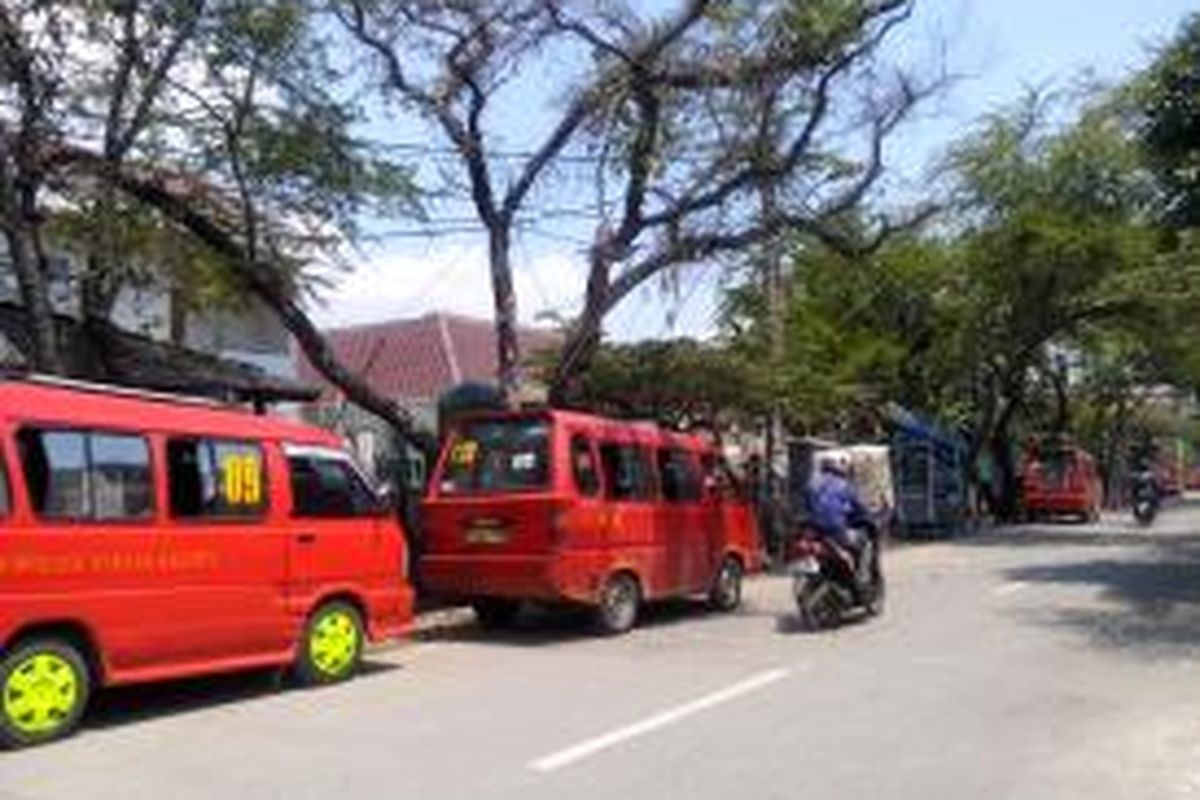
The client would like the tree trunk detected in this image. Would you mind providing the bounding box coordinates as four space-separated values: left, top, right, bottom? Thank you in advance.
488 226 521 402
0 149 61 374
988 396 1022 522
96 162 423 449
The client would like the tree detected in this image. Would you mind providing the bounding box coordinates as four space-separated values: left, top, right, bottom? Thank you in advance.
0 2 68 372
544 0 938 400
0 1 425 444
1138 12 1200 228
336 1 936 401
555 338 759 429
715 86 1200 518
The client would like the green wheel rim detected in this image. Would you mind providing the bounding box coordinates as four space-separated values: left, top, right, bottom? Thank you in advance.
4 653 81 736
309 610 360 678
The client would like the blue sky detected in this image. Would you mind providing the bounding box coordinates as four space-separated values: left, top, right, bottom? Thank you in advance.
316 0 1196 339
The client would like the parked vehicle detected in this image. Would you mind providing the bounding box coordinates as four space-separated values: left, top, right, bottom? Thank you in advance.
0 376 413 749
421 410 761 635
789 523 885 630
1020 439 1103 523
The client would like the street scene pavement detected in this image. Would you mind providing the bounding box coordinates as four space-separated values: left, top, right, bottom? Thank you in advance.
3 504 1200 800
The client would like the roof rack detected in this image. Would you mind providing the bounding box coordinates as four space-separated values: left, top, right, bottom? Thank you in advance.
1 371 238 411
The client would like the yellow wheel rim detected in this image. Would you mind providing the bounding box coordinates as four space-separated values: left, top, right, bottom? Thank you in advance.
3 653 80 736
309 611 359 678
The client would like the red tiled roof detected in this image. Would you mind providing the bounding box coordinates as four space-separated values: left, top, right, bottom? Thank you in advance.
296 312 561 403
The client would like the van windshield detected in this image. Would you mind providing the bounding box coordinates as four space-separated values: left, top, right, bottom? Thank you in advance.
440 418 551 494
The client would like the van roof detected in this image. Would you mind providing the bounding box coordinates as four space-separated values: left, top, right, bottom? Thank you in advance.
461 407 714 449
0 378 340 445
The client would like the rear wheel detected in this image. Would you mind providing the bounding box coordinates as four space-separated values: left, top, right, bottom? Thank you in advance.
294 601 364 687
595 573 640 635
708 556 744 612
472 599 521 631
0 638 91 749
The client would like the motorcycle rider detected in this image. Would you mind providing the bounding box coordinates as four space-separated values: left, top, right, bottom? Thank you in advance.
806 455 875 585
1130 457 1160 522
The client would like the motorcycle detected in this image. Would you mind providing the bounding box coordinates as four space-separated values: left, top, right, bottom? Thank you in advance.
1132 476 1159 527
789 523 885 630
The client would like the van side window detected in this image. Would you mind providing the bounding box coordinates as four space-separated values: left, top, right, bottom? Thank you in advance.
18 428 153 520
91 434 154 519
599 443 656 501
0 446 9 517
570 435 600 496
168 438 267 519
701 452 738 500
288 454 379 518
657 448 702 503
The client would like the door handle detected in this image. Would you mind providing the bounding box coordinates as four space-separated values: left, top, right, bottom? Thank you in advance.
296 532 317 545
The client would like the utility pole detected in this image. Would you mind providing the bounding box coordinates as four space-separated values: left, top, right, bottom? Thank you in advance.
760 180 787 564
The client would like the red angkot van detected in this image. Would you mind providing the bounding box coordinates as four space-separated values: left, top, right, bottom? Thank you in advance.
421 410 761 634
0 377 413 748
1021 440 1103 522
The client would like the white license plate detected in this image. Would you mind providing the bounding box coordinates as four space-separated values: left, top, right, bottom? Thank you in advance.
790 557 820 576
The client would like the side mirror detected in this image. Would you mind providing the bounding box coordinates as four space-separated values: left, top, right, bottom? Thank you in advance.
376 484 399 516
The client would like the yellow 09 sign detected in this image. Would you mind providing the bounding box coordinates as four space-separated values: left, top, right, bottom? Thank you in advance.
221 454 263 506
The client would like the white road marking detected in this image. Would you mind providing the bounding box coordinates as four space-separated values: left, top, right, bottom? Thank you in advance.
993 580 1028 596
529 667 790 773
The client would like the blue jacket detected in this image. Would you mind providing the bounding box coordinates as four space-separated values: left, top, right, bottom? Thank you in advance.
807 472 870 535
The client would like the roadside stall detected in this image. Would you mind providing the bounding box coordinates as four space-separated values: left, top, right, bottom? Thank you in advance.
886 406 969 537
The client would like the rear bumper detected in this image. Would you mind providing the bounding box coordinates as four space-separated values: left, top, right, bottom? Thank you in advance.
1025 493 1093 514
420 552 602 605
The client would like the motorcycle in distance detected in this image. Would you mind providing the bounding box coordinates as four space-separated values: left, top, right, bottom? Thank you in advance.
1131 471 1159 527
789 519 885 630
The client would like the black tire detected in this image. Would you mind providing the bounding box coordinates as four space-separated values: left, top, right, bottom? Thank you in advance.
595 572 640 635
865 560 887 617
0 638 91 749
472 599 522 631
796 578 840 631
708 556 744 612
293 601 365 687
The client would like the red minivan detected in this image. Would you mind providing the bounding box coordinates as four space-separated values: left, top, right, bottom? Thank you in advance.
1021 440 1103 522
0 376 413 748
421 410 761 634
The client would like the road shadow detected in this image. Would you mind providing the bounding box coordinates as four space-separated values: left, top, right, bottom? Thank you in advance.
416 598 776 648
959 527 1200 549
1004 553 1200 659
85 658 401 732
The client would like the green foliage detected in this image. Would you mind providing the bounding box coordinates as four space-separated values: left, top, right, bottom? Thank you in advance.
560 339 760 428
718 85 1200 510
1138 13 1200 227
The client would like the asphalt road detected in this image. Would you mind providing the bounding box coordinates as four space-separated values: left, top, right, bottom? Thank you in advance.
4 503 1200 800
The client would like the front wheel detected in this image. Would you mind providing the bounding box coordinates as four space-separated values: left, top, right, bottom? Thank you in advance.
865 558 887 617
708 557 744 612
0 638 91 749
595 573 640 635
293 601 365 687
